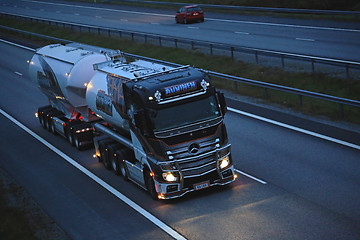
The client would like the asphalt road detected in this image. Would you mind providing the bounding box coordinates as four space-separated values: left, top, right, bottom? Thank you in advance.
1 39 360 239
1 0 360 62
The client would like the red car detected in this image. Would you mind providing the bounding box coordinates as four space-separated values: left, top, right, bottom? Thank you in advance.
175 5 204 24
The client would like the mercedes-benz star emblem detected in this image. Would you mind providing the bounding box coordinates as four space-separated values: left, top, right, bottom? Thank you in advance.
188 143 200 154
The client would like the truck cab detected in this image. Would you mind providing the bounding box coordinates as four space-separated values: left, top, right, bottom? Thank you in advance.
92 62 236 199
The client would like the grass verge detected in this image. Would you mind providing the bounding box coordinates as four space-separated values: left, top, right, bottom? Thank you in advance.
0 168 70 240
0 16 359 124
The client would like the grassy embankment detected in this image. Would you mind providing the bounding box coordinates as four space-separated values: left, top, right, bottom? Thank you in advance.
0 16 359 124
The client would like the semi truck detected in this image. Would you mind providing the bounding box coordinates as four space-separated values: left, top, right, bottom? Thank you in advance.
29 43 236 199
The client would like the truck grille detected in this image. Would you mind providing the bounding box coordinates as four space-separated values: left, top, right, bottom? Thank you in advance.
178 153 217 177
169 138 219 159
167 138 220 178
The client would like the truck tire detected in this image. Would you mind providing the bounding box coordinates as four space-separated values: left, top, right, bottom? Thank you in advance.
50 120 57 135
74 134 82 150
119 160 129 180
114 149 129 180
41 116 49 130
39 114 44 126
68 128 75 146
46 117 52 132
144 169 157 200
98 140 113 170
111 155 121 176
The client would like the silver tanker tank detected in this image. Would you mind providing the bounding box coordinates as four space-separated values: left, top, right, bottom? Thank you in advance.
28 43 110 120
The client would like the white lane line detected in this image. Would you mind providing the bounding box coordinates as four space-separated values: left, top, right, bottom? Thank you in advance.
187 26 199 29
234 31 250 35
296 38 315 42
14 72 23 76
151 22 160 25
235 169 267 184
207 17 360 33
234 32 250 35
95 16 102 19
0 38 35 51
74 13 80 16
228 107 360 150
0 109 187 240
22 0 360 33
121 19 128 22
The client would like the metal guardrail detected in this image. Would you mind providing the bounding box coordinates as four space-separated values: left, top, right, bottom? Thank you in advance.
113 0 360 16
1 24 359 120
1 12 360 79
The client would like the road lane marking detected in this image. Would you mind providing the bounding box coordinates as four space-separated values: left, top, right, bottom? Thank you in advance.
14 72 22 76
228 107 360 150
0 109 187 240
235 169 267 184
95 16 102 19
234 31 250 35
0 38 35 51
296 38 315 42
22 0 360 33
187 26 199 29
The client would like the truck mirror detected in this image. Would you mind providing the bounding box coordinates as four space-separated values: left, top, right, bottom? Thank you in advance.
134 110 150 136
217 92 227 115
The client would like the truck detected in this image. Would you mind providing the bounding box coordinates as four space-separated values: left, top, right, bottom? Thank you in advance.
29 43 236 199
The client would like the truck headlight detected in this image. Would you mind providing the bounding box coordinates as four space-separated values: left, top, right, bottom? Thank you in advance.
219 155 230 170
162 172 178 182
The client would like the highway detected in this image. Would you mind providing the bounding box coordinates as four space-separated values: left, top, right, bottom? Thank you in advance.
1 0 360 62
1 39 360 239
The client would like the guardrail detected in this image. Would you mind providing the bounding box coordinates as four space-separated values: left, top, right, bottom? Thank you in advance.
113 0 360 16
1 24 359 122
1 12 360 79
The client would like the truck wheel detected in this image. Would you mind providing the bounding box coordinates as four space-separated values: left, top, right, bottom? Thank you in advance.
68 129 75 146
119 159 129 181
51 121 57 135
74 135 82 150
100 147 111 170
145 169 157 200
112 149 123 177
39 115 44 126
46 116 52 132
41 117 48 129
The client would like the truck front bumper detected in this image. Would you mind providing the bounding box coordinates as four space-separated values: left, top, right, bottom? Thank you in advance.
155 166 237 200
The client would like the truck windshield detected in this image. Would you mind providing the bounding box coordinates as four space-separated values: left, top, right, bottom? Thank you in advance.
151 96 220 132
